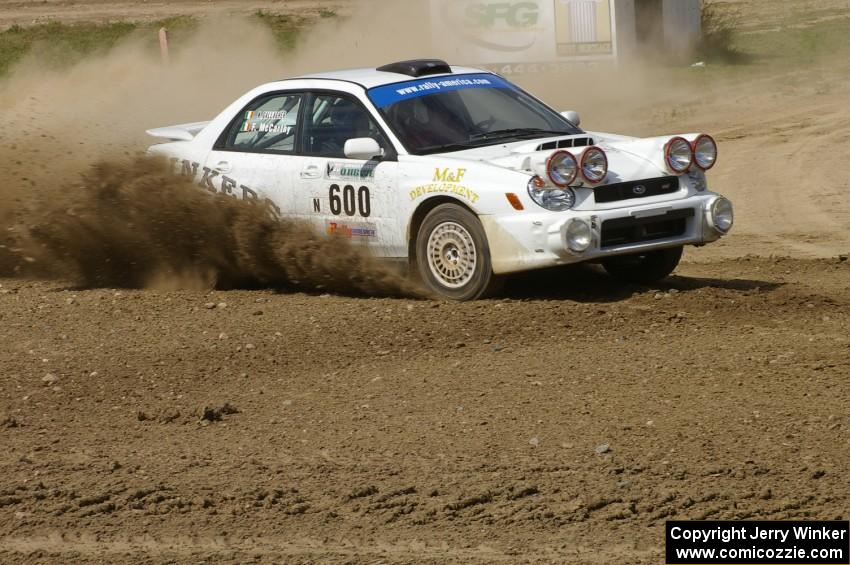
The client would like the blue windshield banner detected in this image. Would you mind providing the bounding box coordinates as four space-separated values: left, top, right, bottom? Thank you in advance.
368 73 515 109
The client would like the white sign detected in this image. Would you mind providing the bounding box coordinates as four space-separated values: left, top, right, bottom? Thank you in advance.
431 0 616 70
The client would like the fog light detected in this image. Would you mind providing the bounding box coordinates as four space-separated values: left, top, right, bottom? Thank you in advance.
710 197 734 233
566 219 593 252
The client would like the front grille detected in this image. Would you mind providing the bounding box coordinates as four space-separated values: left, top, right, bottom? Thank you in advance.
594 176 680 204
600 208 693 248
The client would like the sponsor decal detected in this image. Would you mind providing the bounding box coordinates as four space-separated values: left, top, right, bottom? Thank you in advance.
409 167 479 203
326 221 377 238
434 0 614 60
326 162 375 181
463 2 540 28
434 167 467 183
172 158 280 218
442 1 541 53
368 73 515 108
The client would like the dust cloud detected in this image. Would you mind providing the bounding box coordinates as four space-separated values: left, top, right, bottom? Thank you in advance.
0 14 423 295
0 0 664 291
287 0 681 133
1 155 415 295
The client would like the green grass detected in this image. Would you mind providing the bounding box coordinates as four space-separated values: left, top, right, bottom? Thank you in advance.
0 17 197 77
0 9 336 79
0 21 134 76
252 10 312 52
739 16 850 66
657 9 850 91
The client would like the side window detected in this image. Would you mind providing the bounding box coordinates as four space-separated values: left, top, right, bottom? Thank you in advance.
221 93 302 153
302 94 388 158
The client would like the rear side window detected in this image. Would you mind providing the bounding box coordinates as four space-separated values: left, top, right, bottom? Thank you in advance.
219 93 302 153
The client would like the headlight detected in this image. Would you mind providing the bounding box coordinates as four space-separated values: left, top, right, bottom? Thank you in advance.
710 197 734 233
580 147 608 183
566 219 593 252
547 150 578 187
528 176 576 212
693 134 718 171
665 137 693 173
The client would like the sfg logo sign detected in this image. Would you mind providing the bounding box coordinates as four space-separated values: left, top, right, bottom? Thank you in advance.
464 1 540 28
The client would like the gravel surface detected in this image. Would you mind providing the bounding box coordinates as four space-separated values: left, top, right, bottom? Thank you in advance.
1 258 848 563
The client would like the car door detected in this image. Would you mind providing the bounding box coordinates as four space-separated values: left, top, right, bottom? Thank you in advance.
203 91 305 217
292 91 404 258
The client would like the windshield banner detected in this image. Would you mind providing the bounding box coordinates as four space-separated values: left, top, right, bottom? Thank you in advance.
368 73 515 108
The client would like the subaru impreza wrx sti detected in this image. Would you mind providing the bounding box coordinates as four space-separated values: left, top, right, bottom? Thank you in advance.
147 59 733 300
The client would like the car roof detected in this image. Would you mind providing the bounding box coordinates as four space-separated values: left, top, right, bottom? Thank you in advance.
292 65 491 90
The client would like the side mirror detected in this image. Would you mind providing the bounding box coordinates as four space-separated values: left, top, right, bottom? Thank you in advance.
561 110 581 127
344 138 384 160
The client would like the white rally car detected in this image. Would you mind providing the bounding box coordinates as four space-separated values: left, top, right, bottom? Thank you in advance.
147 59 733 300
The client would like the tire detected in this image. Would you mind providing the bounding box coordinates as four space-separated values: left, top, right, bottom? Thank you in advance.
415 203 501 301
602 246 684 284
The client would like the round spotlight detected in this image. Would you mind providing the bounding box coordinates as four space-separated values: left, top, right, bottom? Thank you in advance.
547 150 578 187
665 137 693 173
580 147 608 184
693 134 718 171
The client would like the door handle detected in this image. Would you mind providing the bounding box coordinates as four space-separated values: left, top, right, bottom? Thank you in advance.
300 165 322 179
214 161 232 174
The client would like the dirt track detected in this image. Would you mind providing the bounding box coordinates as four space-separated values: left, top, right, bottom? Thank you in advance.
2 257 849 564
2 0 850 563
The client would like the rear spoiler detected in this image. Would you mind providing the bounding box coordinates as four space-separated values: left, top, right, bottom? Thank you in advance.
145 121 211 142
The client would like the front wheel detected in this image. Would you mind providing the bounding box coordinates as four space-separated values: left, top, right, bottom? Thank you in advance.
415 204 501 300
602 246 683 284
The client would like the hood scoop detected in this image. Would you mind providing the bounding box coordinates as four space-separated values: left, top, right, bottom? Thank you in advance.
535 136 594 152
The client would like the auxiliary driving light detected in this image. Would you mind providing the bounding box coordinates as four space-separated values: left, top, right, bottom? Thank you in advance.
580 147 608 183
665 137 693 173
710 197 734 233
566 219 593 252
547 150 578 187
692 134 718 171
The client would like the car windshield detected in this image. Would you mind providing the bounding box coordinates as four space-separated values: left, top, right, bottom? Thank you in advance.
368 73 582 155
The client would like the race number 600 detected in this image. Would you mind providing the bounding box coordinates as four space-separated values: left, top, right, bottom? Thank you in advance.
329 184 371 218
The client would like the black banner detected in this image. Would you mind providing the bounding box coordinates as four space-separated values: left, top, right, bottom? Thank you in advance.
666 521 850 564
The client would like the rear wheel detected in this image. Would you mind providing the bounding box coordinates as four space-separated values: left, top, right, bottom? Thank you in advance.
415 204 501 301
602 246 683 283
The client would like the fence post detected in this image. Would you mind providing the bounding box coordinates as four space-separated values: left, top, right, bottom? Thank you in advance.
159 28 170 65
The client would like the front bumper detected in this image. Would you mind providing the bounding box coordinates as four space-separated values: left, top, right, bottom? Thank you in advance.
481 193 732 275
